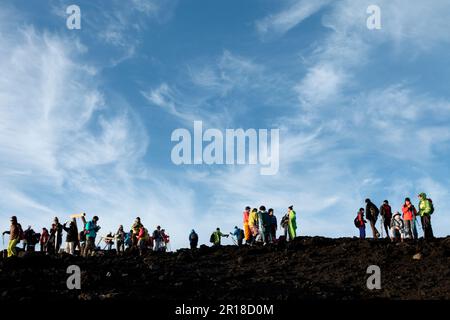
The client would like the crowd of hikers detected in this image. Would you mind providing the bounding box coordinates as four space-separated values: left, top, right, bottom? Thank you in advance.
354 193 436 241
187 205 298 249
2 215 171 258
1 193 438 258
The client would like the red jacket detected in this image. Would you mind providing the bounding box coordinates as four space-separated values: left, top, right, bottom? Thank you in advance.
243 210 250 224
358 212 365 227
402 204 416 221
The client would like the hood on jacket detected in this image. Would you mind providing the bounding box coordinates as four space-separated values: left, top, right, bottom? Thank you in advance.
419 192 427 199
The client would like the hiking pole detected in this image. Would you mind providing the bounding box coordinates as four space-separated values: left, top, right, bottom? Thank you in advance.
2 233 5 258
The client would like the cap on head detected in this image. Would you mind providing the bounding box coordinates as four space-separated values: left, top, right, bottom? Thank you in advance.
245 206 251 210
288 205 293 210
383 200 389 204
259 205 266 211
365 199 370 203
10 216 17 222
216 227 220 231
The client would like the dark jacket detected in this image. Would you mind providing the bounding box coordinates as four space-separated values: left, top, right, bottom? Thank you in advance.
380 204 392 220
189 231 198 244
365 201 379 221
63 222 78 242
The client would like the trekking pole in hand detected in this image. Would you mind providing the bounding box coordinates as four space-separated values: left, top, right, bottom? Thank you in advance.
2 233 5 258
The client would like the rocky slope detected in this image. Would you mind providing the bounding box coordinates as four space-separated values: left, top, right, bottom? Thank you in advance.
1 237 449 302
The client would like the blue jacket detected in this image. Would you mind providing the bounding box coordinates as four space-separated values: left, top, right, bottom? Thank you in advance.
85 221 98 238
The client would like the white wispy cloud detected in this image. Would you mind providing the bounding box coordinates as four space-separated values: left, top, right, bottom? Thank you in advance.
0 9 200 249
256 0 332 37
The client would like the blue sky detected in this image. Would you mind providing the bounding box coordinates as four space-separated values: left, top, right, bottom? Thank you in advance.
1 0 450 249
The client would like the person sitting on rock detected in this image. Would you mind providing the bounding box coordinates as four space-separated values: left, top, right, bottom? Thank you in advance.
390 212 405 242
104 232 114 251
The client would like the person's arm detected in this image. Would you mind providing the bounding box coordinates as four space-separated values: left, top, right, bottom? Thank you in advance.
2 231 10 235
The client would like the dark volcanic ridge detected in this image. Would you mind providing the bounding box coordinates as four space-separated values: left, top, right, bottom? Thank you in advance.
1 236 450 302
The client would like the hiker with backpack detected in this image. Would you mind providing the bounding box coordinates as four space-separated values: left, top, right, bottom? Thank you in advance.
210 228 229 246
189 229 199 249
379 200 392 238
390 212 405 242
418 193 434 239
288 205 297 241
402 198 418 239
280 212 289 239
63 219 78 255
248 208 259 244
365 199 380 239
268 208 277 243
83 216 100 257
230 226 244 246
355 208 367 239
243 206 251 245
2 216 23 257
23 226 37 252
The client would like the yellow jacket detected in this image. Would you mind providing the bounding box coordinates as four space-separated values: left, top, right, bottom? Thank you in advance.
248 211 258 227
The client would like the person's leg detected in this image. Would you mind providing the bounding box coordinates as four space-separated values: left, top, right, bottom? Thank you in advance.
423 215 434 239
404 220 410 239
384 219 390 238
7 239 18 257
412 219 418 239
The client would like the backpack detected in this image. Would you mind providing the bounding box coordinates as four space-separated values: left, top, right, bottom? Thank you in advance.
18 223 25 240
280 215 289 228
209 233 215 243
354 217 361 228
429 199 435 215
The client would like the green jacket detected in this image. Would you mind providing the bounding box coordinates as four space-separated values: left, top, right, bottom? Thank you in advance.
213 231 226 245
418 193 432 217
